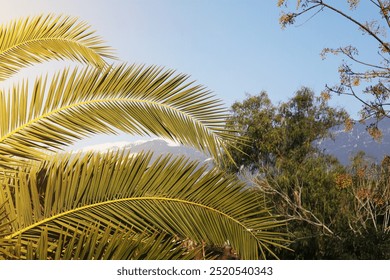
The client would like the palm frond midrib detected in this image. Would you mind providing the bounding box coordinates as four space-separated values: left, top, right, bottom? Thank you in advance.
0 96 227 148
6 196 259 241
0 37 110 59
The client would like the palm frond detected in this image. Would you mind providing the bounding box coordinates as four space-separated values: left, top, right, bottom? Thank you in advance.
0 14 115 81
0 64 239 167
3 226 196 260
0 151 287 259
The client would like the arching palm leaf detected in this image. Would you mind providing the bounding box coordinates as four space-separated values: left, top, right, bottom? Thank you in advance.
0 14 115 81
0 64 238 168
0 151 287 259
0 14 287 260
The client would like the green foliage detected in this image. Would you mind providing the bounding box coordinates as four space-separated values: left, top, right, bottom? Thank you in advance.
225 88 390 259
225 87 348 172
226 92 281 171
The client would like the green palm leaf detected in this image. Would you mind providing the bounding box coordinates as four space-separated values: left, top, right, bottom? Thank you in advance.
0 13 287 260
0 14 115 81
19 227 195 260
0 151 287 259
0 64 238 167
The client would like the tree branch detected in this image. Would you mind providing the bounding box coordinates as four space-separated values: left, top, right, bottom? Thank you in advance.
254 176 335 236
377 0 390 28
320 1 390 52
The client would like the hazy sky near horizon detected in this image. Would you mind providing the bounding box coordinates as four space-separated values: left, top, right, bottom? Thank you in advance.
0 0 380 146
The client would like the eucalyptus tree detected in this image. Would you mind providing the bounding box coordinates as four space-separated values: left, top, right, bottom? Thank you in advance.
0 14 286 259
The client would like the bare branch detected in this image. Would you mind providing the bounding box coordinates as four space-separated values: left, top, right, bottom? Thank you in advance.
253 175 335 236
377 0 390 28
320 1 390 52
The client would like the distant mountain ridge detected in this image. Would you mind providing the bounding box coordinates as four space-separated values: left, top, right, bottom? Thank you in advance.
80 138 212 165
316 118 390 165
79 118 390 167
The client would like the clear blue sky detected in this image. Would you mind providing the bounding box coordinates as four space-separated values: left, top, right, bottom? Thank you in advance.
0 0 379 146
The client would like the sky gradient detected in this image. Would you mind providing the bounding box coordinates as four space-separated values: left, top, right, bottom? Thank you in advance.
0 0 379 146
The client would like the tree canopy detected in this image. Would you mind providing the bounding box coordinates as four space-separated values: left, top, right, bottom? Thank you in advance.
224 87 389 259
225 87 348 172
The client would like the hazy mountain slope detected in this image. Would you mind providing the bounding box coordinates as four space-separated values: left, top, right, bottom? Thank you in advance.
79 118 390 167
316 118 390 165
123 139 212 163
80 138 212 165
